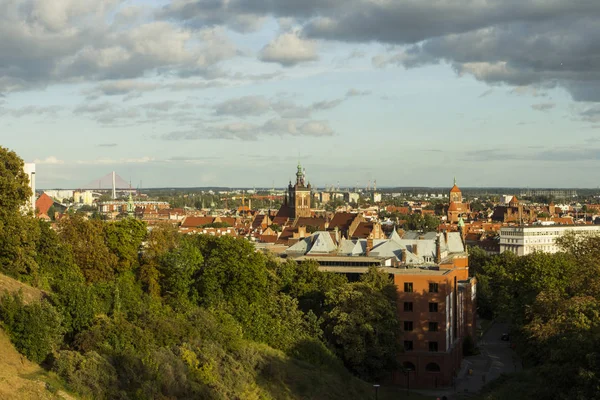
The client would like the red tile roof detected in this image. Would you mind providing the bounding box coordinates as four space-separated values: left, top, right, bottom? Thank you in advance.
328 212 357 231
35 193 54 216
181 216 214 228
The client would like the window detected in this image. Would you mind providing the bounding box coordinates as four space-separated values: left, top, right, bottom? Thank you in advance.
429 302 438 312
429 322 438 332
403 302 413 312
429 283 439 293
404 341 413 351
429 341 438 352
426 362 441 372
404 282 413 292
404 321 413 331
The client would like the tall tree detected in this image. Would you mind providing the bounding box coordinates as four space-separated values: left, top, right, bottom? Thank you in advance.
58 214 118 283
0 147 41 279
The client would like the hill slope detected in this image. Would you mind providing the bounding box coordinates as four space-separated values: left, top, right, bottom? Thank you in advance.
0 327 62 399
0 274 74 400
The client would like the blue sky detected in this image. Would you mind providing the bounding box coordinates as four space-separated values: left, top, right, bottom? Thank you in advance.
1 0 599 189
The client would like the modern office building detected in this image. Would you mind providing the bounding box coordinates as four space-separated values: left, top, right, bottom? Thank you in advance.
499 225 600 256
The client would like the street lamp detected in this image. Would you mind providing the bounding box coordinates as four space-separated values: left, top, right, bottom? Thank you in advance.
373 384 380 400
404 368 413 395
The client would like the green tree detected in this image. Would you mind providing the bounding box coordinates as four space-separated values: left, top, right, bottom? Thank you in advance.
158 240 204 307
0 292 64 363
323 280 399 381
103 218 147 273
0 147 41 280
58 214 118 283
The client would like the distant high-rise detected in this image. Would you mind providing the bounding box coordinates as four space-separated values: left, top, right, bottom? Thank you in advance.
23 163 36 211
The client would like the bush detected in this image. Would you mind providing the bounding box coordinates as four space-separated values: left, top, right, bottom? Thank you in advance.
53 350 119 399
0 292 64 363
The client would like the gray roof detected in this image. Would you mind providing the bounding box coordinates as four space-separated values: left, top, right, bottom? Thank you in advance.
286 229 464 263
307 231 338 254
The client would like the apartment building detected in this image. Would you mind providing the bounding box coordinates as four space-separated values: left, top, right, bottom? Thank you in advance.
499 225 600 256
393 257 476 389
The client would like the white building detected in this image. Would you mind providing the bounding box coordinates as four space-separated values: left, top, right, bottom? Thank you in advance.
74 190 94 205
23 163 35 211
373 192 382 203
499 225 600 256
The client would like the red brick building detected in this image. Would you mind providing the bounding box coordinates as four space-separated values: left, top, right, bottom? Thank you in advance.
393 256 476 389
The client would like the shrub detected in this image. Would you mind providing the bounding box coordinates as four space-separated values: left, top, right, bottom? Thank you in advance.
0 292 64 363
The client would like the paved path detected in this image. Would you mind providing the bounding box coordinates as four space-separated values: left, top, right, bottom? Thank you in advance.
414 322 521 399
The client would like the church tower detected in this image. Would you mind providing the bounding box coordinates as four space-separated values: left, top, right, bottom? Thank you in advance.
449 177 463 203
448 178 469 223
293 162 312 218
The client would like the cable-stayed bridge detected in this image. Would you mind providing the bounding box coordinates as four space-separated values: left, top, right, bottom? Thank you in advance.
84 172 131 190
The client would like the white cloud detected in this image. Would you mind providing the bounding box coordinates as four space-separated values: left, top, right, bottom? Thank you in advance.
33 156 65 165
259 32 318 66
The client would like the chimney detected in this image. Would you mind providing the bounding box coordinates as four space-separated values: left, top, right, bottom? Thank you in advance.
401 249 407 264
413 243 418 256
436 236 441 264
298 226 306 238
366 238 374 256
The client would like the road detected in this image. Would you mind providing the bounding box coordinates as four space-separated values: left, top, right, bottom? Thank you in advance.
415 321 521 399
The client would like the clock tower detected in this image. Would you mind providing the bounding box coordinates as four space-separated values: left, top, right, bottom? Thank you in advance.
286 162 312 218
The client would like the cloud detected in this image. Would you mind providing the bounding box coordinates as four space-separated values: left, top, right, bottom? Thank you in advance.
259 32 318 66
161 117 334 141
76 157 156 165
160 0 600 102
346 88 371 97
0 105 62 118
464 147 600 162
531 103 556 111
214 96 271 116
478 89 494 98
97 143 117 147
580 106 600 123
210 94 347 119
0 1 238 93
33 156 64 165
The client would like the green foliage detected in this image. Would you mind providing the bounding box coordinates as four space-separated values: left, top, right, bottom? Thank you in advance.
193 235 269 309
58 214 118 283
275 259 348 316
158 240 203 307
103 218 147 273
0 148 42 278
0 214 41 280
0 292 64 363
53 350 119 399
0 146 32 215
476 232 600 399
201 222 231 228
399 213 440 232
323 278 399 381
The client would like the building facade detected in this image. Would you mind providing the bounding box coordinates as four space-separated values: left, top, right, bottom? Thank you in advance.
23 163 36 212
499 225 600 255
394 264 476 389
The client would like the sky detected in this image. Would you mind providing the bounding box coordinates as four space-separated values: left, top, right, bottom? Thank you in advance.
1 0 600 189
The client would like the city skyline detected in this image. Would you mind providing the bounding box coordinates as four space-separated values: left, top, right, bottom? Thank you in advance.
2 0 600 188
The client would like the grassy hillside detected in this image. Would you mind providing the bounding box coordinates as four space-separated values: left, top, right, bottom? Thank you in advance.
0 273 46 304
0 274 72 399
0 327 72 400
